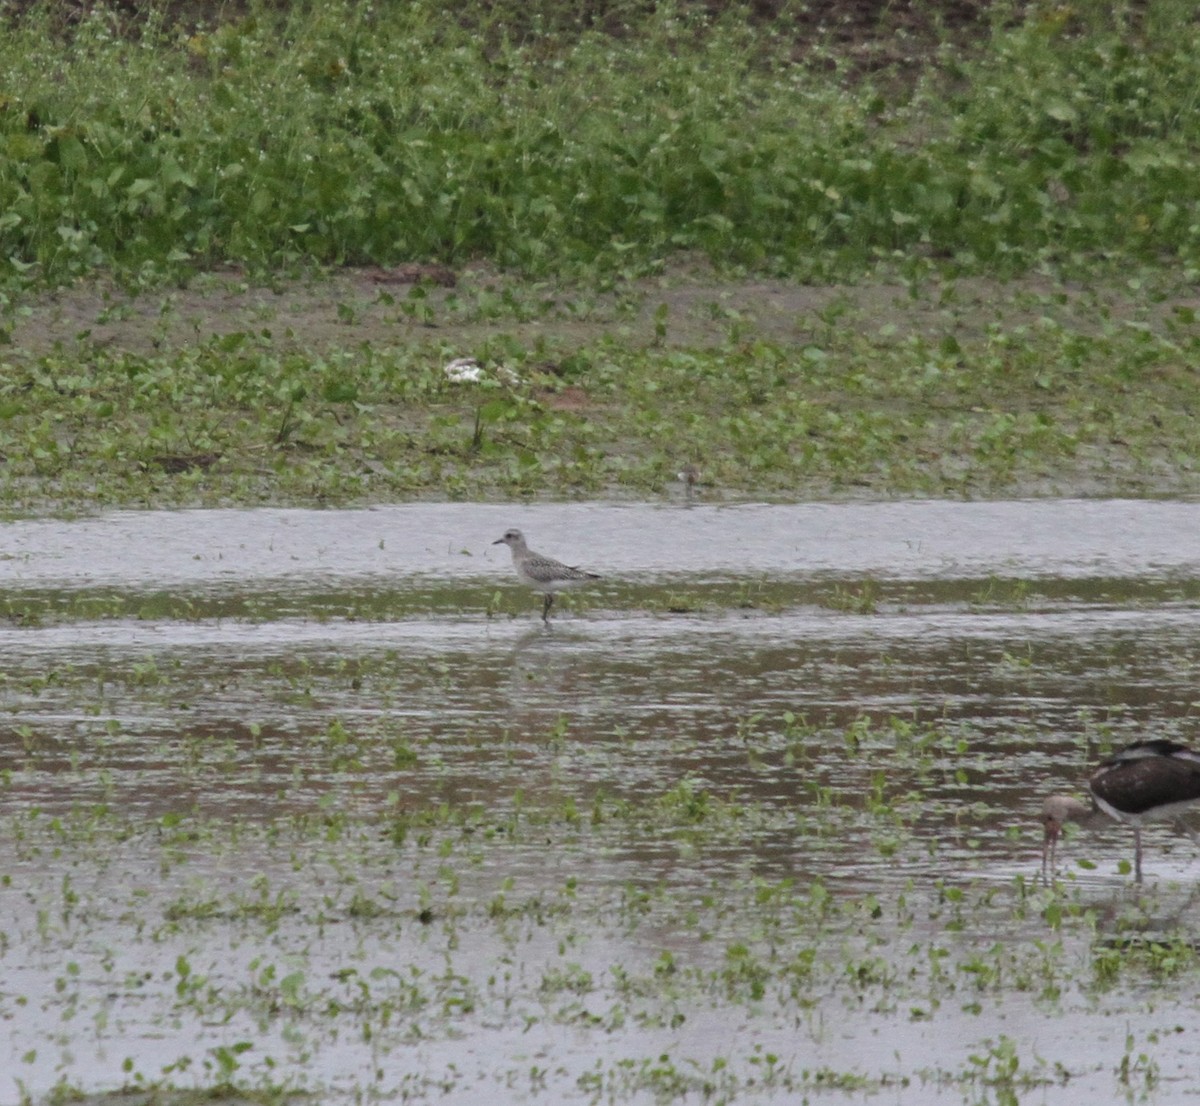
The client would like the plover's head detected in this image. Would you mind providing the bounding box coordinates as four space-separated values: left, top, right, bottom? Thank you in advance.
493 528 526 549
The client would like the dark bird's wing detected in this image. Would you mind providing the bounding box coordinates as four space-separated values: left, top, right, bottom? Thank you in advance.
1090 743 1200 817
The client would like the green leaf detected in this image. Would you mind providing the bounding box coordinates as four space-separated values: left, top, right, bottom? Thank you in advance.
57 135 87 173
478 398 516 423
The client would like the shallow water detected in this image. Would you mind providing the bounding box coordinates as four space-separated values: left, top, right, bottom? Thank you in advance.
2 499 1200 1105
1 498 1197 585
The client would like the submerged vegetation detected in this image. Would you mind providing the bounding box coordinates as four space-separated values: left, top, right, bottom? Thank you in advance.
6 680 1200 1102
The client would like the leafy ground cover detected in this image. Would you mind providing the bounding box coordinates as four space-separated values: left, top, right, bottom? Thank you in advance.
1 0 1198 283
0 0 1196 509
0 262 1196 508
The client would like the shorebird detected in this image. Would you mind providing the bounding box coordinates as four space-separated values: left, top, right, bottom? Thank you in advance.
492 528 601 623
1042 739 1200 883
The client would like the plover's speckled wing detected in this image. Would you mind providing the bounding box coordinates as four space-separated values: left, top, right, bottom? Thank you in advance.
517 552 600 589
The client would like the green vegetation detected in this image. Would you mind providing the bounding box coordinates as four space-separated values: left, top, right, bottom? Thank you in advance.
1 0 1199 283
0 280 1196 507
0 0 1195 507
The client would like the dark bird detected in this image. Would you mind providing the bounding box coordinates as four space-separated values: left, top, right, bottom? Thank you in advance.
1042 739 1200 883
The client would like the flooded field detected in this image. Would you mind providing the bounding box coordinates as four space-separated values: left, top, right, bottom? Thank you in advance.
2 499 1200 1105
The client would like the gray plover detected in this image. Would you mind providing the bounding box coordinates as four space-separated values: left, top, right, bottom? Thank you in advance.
1041 738 1200 883
493 528 601 623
